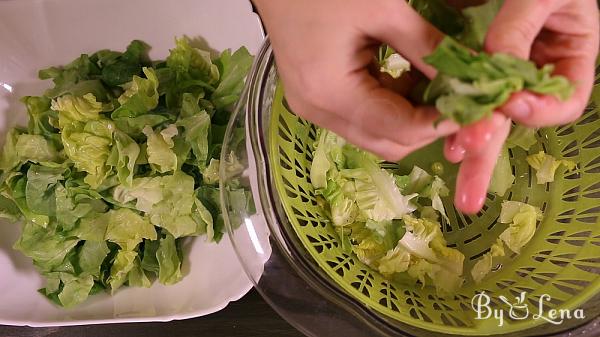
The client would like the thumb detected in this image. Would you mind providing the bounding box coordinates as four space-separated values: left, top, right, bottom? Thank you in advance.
484 0 565 58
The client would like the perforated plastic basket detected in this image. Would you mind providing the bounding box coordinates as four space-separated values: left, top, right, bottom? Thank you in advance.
268 60 600 335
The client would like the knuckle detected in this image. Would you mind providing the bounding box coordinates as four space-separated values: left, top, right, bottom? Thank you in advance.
295 70 333 110
486 20 538 56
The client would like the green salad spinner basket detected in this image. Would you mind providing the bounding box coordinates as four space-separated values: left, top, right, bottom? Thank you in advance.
266 49 600 335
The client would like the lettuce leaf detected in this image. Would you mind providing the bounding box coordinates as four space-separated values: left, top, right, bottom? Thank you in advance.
471 238 505 284
143 124 178 173
343 147 416 222
212 47 254 110
424 37 575 125
506 125 537 151
105 208 157 251
498 201 542 253
489 145 515 197
156 233 183 285
310 129 346 189
526 151 576 184
111 67 159 118
378 45 410 79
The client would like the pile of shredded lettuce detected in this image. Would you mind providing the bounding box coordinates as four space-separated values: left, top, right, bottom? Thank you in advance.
311 130 466 295
310 128 550 293
0 38 253 307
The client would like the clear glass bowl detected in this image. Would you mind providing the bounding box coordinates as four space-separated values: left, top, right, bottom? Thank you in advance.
220 38 600 337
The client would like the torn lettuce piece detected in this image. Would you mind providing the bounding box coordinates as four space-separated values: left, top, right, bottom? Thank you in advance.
167 37 220 84
310 129 346 189
343 147 417 222
59 117 114 188
471 238 505 284
212 47 254 110
111 67 159 118
143 124 178 173
397 215 465 294
15 134 60 164
424 37 575 125
526 151 576 184
156 233 183 285
498 201 542 254
378 45 410 79
377 244 411 276
489 145 515 197
108 250 137 292
106 130 140 187
506 125 537 151
105 208 157 251
51 93 103 128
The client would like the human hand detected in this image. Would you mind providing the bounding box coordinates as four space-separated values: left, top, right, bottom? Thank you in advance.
252 0 460 160
446 0 599 213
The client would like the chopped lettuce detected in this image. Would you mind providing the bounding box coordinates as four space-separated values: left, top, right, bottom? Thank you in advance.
489 145 515 197
1 38 254 307
424 37 574 125
506 125 537 151
310 129 345 189
498 201 542 254
143 124 179 173
310 134 463 295
378 45 410 79
526 151 576 184
471 238 505 284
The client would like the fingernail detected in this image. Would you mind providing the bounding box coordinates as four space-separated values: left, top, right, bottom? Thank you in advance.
449 143 466 157
503 98 531 119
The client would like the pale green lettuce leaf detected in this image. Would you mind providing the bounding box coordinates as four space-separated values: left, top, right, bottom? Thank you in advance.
498 201 542 253
343 147 416 222
378 45 411 79
377 244 411 276
176 95 211 169
105 208 157 251
108 250 137 292
78 240 110 277
13 221 79 272
212 47 254 109
0 129 22 171
60 118 114 188
128 257 151 288
70 213 109 242
112 67 159 118
167 37 219 84
107 130 140 186
156 233 183 285
506 125 537 151
489 145 515 197
202 159 220 185
51 93 103 128
25 165 65 216
57 273 94 308
471 238 505 284
15 134 60 163
526 151 576 184
310 129 346 189
143 124 178 173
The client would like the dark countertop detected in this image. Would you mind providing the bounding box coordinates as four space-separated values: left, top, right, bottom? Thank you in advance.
0 289 303 337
